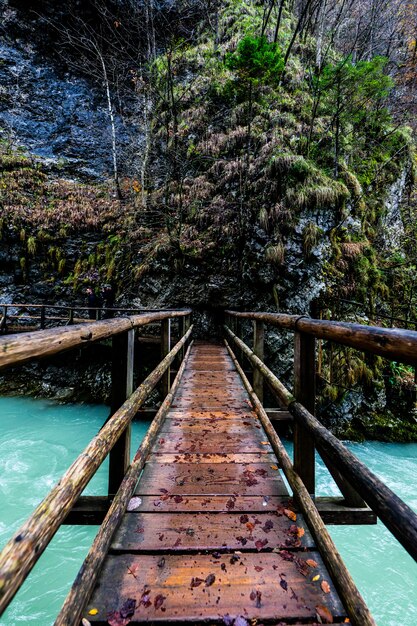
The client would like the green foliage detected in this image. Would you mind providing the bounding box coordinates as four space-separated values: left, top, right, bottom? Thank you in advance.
225 35 284 84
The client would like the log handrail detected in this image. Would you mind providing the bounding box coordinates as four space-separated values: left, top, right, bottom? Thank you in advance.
0 309 192 370
0 322 193 615
224 338 375 626
54 341 194 626
225 310 417 364
224 323 417 564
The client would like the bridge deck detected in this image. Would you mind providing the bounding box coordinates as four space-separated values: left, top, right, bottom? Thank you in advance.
85 343 348 624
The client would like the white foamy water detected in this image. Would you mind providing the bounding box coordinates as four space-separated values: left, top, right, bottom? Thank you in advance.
0 397 416 625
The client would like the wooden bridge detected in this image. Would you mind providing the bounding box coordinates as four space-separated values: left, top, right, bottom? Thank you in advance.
0 309 417 625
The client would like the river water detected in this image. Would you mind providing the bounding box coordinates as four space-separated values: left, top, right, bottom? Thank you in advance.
0 396 416 625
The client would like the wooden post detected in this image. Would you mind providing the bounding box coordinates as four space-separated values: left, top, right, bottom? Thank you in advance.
161 318 171 398
294 331 315 496
108 328 135 496
40 306 46 330
0 306 7 334
253 320 264 402
68 308 74 325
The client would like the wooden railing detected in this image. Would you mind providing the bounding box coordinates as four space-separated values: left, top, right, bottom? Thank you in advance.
0 309 192 616
0 302 182 332
224 310 417 565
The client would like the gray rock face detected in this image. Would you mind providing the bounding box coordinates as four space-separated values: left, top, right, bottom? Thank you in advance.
0 5 130 178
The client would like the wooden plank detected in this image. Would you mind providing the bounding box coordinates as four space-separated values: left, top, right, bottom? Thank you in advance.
127 495 290 513
135 463 288 496
152 434 274 454
85 552 346 624
146 453 276 464
58 494 378 525
111 511 314 552
166 410 257 420
160 419 263 434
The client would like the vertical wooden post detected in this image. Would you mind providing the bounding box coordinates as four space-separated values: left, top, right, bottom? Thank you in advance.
0 305 7 334
161 318 171 398
108 328 135 496
294 331 316 496
253 320 264 402
40 306 46 330
68 308 74 325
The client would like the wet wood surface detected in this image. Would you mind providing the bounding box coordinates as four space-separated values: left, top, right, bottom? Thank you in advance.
85 343 347 624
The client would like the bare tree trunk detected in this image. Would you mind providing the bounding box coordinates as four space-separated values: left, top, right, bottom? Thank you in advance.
96 46 121 199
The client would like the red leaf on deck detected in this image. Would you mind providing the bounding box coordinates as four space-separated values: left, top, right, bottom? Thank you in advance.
205 573 216 586
190 577 204 588
321 580 331 594
279 579 288 591
255 539 268 551
262 520 274 533
239 514 249 524
316 604 334 623
154 594 166 610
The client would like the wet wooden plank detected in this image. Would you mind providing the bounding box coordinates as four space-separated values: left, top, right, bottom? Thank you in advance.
85 552 346 624
152 434 274 454
111 511 313 552
135 463 288 496
127 495 291 513
146 453 276 464
160 419 263 435
165 410 257 420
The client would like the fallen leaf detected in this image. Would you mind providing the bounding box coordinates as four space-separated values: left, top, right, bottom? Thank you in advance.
296 526 305 538
154 594 166 610
344 620 351 623
127 497 142 512
284 509 297 521
190 577 204 588
312 574 321 582
316 604 334 623
321 580 331 594
279 579 288 591
255 538 268 550
88 609 98 616
270 465 278 470
260 441 269 445
205 573 216 586
246 522 255 532
306 559 318 568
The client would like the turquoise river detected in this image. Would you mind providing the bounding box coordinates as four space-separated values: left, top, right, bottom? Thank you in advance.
0 396 416 625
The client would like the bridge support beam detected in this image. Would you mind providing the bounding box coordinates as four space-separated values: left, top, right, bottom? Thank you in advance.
294 331 316 496
253 320 264 402
108 328 135 496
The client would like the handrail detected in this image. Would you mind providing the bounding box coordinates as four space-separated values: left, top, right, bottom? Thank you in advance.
0 323 193 615
55 341 194 626
225 310 417 364
224 324 417 564
224 338 375 626
0 309 192 370
0 303 184 312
